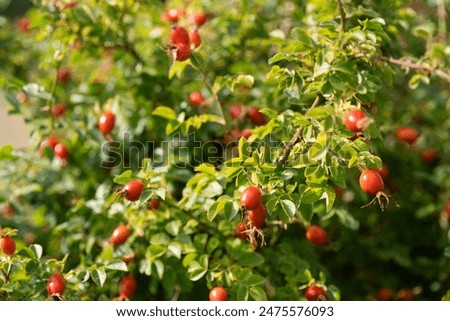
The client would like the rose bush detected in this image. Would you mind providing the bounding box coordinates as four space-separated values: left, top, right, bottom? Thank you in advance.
0 0 449 301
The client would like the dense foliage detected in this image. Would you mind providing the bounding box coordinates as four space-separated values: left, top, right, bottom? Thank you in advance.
0 0 449 301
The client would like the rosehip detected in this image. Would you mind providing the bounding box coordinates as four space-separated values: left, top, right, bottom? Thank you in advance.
305 285 327 301
235 223 247 239
209 286 228 301
52 103 67 118
359 169 384 195
189 91 205 107
240 186 262 210
169 25 190 46
0 236 16 256
247 107 266 125
110 224 131 245
119 275 137 299
54 143 69 160
173 43 191 61
229 104 243 119
57 67 71 83
248 203 266 228
344 109 369 133
47 274 65 296
98 110 116 135
189 29 202 48
191 13 208 27
123 180 145 201
306 225 328 245
396 127 419 145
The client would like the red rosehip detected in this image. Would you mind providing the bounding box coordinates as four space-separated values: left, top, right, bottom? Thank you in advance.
110 224 131 245
46 273 65 296
98 110 116 135
306 225 328 245
241 128 252 139
173 43 191 61
344 109 369 133
0 236 16 256
234 223 247 239
209 286 228 301
445 201 450 219
305 285 327 301
396 127 419 145
189 91 205 107
240 186 262 210
52 103 67 118
191 13 208 27
169 25 190 46
248 203 266 228
229 104 243 119
373 164 389 179
359 169 384 195
54 143 69 160
189 29 202 48
119 275 137 299
57 67 71 83
247 107 266 125
163 8 184 23
123 180 145 201
149 199 160 210
18 18 31 32
376 288 392 301
421 149 438 164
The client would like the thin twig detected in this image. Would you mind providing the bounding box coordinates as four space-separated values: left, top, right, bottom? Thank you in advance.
277 95 321 166
337 0 346 34
379 56 450 83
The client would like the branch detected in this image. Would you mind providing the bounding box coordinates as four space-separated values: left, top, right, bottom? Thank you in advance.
276 95 321 166
337 0 346 34
379 56 450 83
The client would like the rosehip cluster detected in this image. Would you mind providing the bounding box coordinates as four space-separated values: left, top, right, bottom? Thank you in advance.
164 8 208 61
39 135 69 161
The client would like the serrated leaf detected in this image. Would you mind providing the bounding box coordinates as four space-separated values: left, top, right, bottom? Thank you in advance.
152 106 177 120
91 268 107 287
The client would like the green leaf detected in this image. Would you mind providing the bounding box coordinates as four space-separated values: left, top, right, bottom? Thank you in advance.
238 137 251 158
321 186 336 212
91 268 107 287
249 287 267 301
195 163 216 176
306 105 335 119
152 106 177 120
113 170 133 184
236 251 265 267
30 244 43 259
236 285 249 301
233 75 254 89
280 199 296 218
0 145 15 160
169 59 190 79
105 260 128 272
23 83 52 100
299 203 313 221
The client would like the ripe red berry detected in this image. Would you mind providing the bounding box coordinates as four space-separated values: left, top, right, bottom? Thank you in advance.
235 223 247 239
57 67 71 83
163 8 184 23
359 169 384 195
54 143 69 160
445 201 450 219
191 13 208 27
119 275 137 299
173 43 191 61
169 25 190 46
0 236 16 256
39 135 59 157
189 91 205 107
98 110 116 134
373 164 389 179
52 103 67 118
229 104 243 119
46 274 65 296
248 203 266 228
189 29 202 48
209 286 228 301
397 289 414 301
3 204 14 219
241 128 251 139
395 126 419 145
247 107 266 125
18 17 31 32
421 149 438 164
344 109 369 133
110 224 131 245
149 199 160 210
376 288 392 300
306 225 328 245
16 92 27 104
305 285 327 301
240 186 262 210
123 180 145 201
